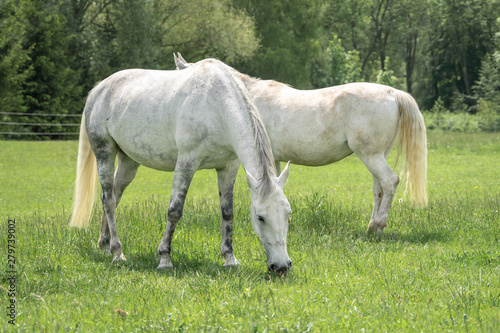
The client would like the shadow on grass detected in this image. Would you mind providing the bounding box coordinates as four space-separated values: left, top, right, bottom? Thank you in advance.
355 228 450 244
294 213 450 246
75 242 274 280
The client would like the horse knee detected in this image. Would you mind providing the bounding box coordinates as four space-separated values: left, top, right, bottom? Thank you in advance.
221 204 233 221
381 173 399 193
168 201 183 223
393 174 400 187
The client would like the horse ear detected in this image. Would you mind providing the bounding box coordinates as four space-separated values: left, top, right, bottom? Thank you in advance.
244 167 259 191
277 161 290 189
177 52 188 64
173 53 189 70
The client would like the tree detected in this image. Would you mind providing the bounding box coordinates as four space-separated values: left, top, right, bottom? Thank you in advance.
3 0 500 139
231 0 325 88
17 0 83 139
324 0 400 82
155 0 259 64
2 0 261 139
85 0 160 78
474 17 500 105
311 35 362 87
425 0 498 106
392 0 428 94
0 0 32 116
474 54 500 105
361 0 394 72
473 17 500 130
83 0 259 75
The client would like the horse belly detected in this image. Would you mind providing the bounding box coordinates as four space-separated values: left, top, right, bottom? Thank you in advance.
108 111 180 171
272 132 353 166
118 135 179 171
113 118 236 172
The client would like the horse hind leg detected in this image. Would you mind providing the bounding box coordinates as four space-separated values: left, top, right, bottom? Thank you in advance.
275 160 281 175
92 140 127 262
369 176 383 227
98 151 140 253
157 159 196 269
360 154 399 234
98 214 111 253
217 160 240 267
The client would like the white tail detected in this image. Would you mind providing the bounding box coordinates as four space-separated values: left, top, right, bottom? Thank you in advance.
394 91 428 207
70 113 98 227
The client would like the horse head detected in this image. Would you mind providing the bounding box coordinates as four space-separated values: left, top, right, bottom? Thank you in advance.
245 162 292 276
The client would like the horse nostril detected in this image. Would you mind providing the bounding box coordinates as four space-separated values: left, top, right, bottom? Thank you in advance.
287 259 292 268
269 262 290 276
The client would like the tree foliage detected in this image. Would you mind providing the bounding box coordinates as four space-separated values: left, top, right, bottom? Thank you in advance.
20 1 82 119
0 0 32 115
311 35 362 88
231 0 325 88
425 0 498 104
0 0 260 139
1 0 499 138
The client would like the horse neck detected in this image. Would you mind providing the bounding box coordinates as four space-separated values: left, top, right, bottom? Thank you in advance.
202 65 275 184
239 75 264 96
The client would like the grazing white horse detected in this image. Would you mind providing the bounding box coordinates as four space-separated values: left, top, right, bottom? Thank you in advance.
70 59 293 274
175 53 427 234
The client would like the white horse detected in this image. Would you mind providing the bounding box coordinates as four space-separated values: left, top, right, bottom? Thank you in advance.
175 53 427 234
70 59 293 274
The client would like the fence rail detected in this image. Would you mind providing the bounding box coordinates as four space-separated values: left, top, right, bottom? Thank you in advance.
0 132 80 136
0 112 82 117
0 111 81 138
0 122 80 127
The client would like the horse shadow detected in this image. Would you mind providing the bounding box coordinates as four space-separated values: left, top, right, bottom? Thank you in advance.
354 228 449 244
77 243 272 279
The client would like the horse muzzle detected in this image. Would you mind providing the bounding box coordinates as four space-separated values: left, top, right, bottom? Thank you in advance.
268 259 292 276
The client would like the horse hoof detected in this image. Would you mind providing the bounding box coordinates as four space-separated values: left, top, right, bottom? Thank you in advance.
156 263 173 270
223 262 240 268
223 254 240 268
157 258 173 269
112 253 126 263
367 220 386 234
368 226 385 234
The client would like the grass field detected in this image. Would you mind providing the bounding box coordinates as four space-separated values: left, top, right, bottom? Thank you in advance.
1 131 499 332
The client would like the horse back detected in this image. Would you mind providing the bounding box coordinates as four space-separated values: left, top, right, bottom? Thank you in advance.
83 61 253 171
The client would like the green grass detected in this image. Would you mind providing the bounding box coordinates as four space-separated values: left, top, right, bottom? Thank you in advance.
1 131 499 332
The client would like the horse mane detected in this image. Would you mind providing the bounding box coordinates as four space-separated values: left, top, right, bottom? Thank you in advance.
216 61 277 195
246 95 277 196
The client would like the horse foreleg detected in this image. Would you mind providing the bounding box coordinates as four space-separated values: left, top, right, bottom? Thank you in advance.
157 161 196 269
217 160 240 267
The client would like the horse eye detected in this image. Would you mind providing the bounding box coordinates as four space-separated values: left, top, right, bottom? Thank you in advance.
257 215 265 223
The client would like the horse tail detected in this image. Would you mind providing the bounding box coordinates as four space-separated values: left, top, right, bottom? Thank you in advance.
394 90 428 207
70 113 98 228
